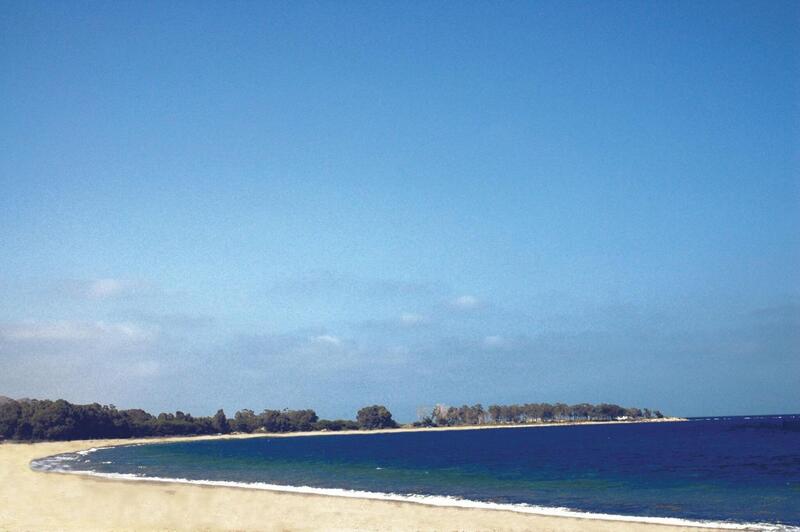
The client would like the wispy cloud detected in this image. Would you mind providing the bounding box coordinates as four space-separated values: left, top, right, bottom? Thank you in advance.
88 279 135 299
482 335 508 349
0 318 167 409
0 320 154 343
451 294 481 310
399 312 426 326
120 311 215 330
266 270 441 299
57 278 152 300
129 360 162 377
226 329 412 377
313 334 342 346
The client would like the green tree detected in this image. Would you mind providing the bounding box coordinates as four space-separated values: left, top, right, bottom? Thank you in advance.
285 409 318 431
231 409 260 432
0 400 21 439
356 405 397 429
211 409 229 433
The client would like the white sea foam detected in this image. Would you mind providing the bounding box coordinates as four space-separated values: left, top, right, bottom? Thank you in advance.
30 455 794 532
75 446 113 456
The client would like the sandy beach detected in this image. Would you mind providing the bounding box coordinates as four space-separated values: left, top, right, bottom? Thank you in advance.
0 420 743 532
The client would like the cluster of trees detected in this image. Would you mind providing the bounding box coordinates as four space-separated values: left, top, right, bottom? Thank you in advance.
0 397 397 442
0 398 231 441
415 402 664 427
0 395 667 442
228 408 368 433
356 405 398 429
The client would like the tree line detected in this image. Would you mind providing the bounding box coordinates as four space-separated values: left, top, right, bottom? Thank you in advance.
415 402 664 427
0 395 665 442
0 397 397 441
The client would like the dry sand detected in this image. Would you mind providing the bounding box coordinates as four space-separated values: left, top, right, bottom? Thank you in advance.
0 421 729 531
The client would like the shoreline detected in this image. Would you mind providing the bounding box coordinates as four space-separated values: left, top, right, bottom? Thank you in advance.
3 418 770 532
39 415 694 445
40 467 774 531
263 416 691 438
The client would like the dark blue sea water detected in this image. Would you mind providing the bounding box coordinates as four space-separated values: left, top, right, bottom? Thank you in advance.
34 416 800 529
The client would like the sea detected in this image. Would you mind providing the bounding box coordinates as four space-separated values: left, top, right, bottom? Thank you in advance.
31 415 800 530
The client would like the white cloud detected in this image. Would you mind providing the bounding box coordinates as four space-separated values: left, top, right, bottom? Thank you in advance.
483 335 508 349
129 360 161 377
86 279 142 299
383 346 411 364
452 295 480 309
399 312 425 325
0 320 154 343
54 278 150 300
231 331 415 378
0 319 163 403
267 270 439 299
312 334 342 346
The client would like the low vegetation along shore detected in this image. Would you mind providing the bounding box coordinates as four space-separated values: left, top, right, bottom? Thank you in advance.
0 395 671 441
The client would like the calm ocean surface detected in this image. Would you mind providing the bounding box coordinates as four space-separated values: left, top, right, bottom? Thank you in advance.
34 416 800 529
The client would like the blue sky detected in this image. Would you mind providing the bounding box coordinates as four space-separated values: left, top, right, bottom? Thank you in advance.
1 1 798 420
